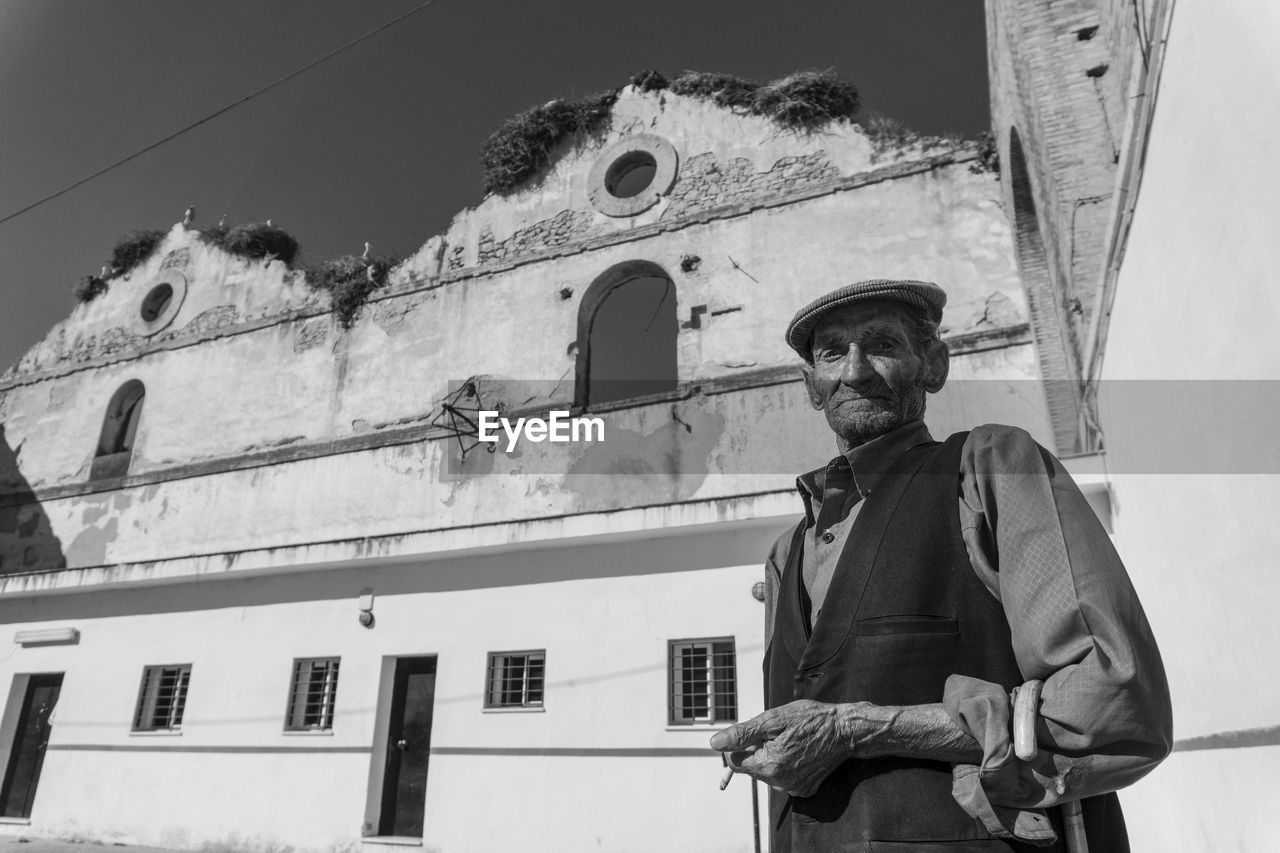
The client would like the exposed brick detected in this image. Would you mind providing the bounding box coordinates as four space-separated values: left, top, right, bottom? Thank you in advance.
661 151 839 220
985 0 1142 452
478 210 600 266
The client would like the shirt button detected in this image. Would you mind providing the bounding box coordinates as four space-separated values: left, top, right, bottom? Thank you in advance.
821 531 835 544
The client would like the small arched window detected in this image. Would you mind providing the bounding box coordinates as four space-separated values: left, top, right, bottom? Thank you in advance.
91 381 145 479
575 261 678 408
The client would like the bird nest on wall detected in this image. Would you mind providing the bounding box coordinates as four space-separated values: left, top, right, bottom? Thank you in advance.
479 68 863 197
305 253 392 329
108 230 166 277
665 69 862 130
200 222 301 266
480 91 619 196
751 70 862 131
72 274 109 303
667 71 761 110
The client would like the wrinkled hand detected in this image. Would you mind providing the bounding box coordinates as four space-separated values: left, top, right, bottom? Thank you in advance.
709 699 855 797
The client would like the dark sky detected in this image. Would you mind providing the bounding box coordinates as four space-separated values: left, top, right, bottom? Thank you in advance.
0 0 989 371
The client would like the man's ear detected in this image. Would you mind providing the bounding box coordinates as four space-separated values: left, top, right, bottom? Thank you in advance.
800 362 824 410
923 339 950 393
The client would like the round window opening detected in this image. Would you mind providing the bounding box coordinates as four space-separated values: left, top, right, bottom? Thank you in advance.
141 284 174 323
605 151 658 199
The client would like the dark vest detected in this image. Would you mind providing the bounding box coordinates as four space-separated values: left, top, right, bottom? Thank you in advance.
764 433 1128 853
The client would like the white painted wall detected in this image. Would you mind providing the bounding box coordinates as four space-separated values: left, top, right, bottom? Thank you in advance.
0 528 782 852
1097 0 1280 846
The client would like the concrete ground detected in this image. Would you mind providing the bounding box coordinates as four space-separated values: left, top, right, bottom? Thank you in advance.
0 838 183 853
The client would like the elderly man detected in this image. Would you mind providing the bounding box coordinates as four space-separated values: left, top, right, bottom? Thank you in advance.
711 280 1171 852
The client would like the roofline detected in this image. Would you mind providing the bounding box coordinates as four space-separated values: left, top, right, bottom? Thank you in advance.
0 147 985 392
1083 0 1177 383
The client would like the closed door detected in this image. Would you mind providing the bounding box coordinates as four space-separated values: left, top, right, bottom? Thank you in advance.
378 657 437 837
0 674 63 819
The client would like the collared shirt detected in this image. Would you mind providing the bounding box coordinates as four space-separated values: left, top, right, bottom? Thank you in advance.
794 421 934 628
764 421 1173 842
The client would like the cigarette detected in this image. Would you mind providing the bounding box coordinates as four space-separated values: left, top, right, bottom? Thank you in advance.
719 767 735 790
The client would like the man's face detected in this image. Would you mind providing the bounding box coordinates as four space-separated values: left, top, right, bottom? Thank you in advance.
801 300 948 450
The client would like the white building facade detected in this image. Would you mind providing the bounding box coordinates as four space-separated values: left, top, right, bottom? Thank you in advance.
987 0 1280 848
0 83 1054 852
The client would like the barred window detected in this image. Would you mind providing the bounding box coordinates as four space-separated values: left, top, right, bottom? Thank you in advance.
133 664 192 732
485 650 545 709
668 638 736 725
285 658 340 731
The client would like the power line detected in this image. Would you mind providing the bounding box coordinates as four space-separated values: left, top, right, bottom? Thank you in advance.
0 0 445 230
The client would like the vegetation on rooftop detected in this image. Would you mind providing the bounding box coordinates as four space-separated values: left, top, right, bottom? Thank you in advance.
81 217 402 330
479 68 863 196
753 71 862 131
199 222 300 265
73 227 162 303
668 71 760 110
198 219 396 329
661 69 862 129
480 91 620 195
628 69 668 92
861 114 999 174
305 254 393 329
72 274 109 303
861 113 921 149
109 230 166 277
971 131 1000 175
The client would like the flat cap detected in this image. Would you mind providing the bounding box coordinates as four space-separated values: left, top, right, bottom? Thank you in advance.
785 278 947 360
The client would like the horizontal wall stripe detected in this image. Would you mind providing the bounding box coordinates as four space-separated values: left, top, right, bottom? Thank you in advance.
52 730 1280 758
428 747 716 757
3 486 792 585
48 743 371 754
1172 725 1280 753
47 744 718 758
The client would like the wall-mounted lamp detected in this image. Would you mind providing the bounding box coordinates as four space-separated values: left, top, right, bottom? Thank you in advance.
358 590 375 628
15 627 80 647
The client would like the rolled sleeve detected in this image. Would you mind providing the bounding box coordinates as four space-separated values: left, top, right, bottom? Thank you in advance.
943 675 1056 844
947 425 1173 823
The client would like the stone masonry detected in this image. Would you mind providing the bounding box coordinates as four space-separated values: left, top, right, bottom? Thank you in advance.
984 0 1152 451
662 151 840 220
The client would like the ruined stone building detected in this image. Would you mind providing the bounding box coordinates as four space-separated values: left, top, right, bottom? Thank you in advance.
1 0 1274 850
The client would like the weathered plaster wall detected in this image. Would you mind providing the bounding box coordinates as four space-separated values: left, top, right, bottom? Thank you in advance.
396 87 882 278
1093 0 1280 847
0 160 1022 492
0 345 1046 578
1 228 322 381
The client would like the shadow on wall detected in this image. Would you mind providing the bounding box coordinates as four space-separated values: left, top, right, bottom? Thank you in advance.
0 517 790 623
0 425 67 575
